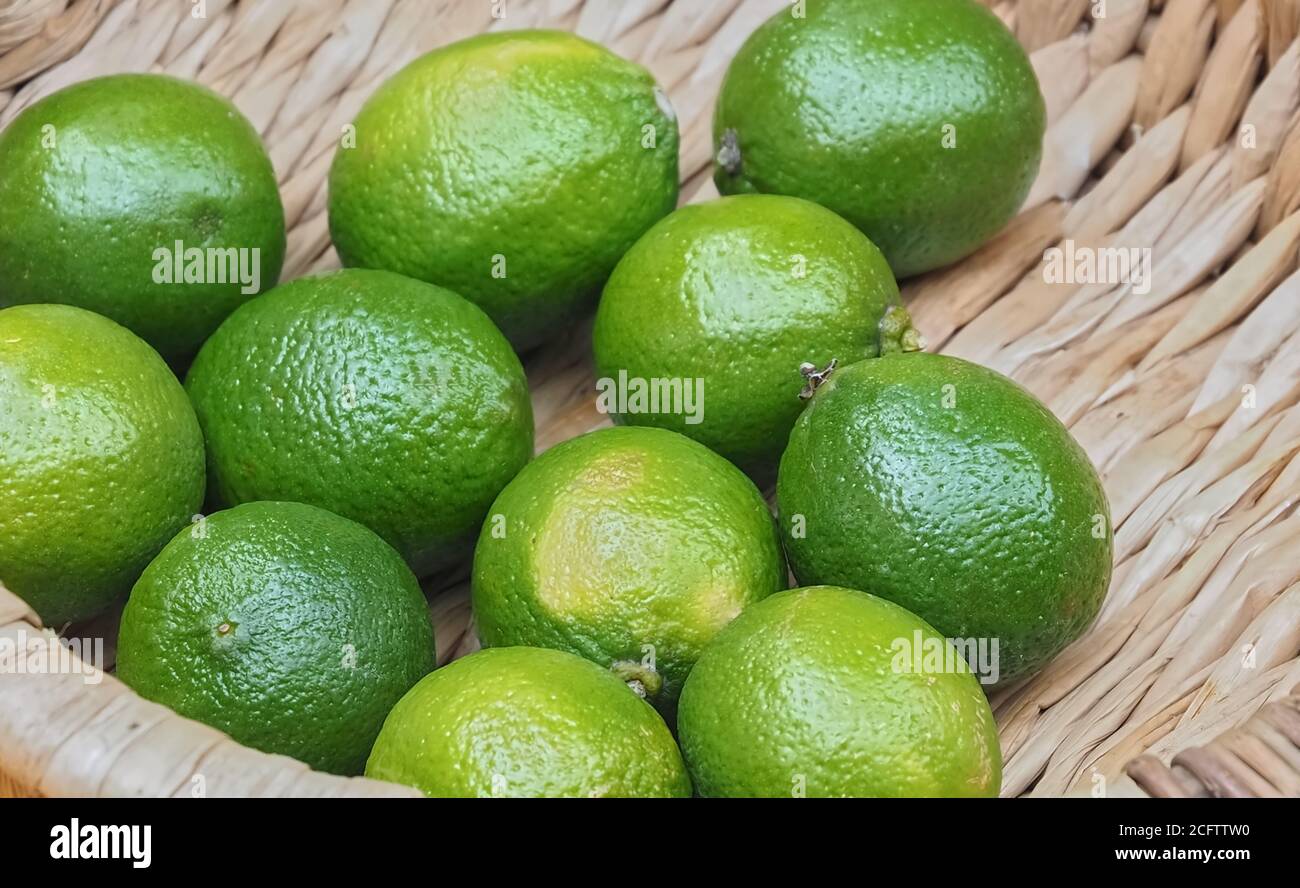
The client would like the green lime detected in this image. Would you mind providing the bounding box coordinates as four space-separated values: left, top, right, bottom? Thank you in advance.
0 304 205 626
472 426 786 709
713 0 1045 277
185 268 534 576
777 353 1113 683
366 646 690 797
0 74 285 364
678 586 1002 797
117 500 436 776
329 30 679 349
593 194 910 481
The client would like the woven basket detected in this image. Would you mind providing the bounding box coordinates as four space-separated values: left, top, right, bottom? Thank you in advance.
2 0 1299 799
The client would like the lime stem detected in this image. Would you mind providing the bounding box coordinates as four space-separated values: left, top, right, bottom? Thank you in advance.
610 660 663 698
879 305 926 355
798 358 838 400
717 128 742 176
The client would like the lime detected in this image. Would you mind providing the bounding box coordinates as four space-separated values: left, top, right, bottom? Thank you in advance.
329 30 679 349
0 74 285 364
678 586 1002 797
593 194 910 480
367 646 690 797
117 500 436 776
0 304 205 626
777 353 1112 683
713 0 1045 277
185 268 534 576
472 426 785 709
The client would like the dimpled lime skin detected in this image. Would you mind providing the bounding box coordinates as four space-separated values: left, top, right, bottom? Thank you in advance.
366 647 691 797
185 269 534 577
777 354 1113 684
713 0 1045 278
593 194 900 481
0 74 285 364
678 586 1001 798
472 426 786 707
328 30 680 350
0 305 205 626
117 501 436 776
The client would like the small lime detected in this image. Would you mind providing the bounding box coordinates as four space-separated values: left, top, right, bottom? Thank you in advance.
329 30 679 348
185 268 534 576
117 501 436 776
472 426 786 709
0 304 205 625
778 353 1113 683
366 646 690 797
0 74 285 363
678 586 1002 797
713 0 1045 277
593 194 908 481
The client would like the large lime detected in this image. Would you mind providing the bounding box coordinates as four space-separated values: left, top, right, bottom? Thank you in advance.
778 353 1113 683
678 586 1002 797
117 501 436 776
713 0 1045 277
0 304 205 625
472 426 785 710
366 646 690 797
329 30 679 349
593 194 909 481
0 74 285 364
185 269 534 576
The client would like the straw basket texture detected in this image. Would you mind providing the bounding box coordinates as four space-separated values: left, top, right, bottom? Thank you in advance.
1 0 1299 798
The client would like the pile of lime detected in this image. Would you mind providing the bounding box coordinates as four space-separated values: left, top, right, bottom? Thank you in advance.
0 1 1113 798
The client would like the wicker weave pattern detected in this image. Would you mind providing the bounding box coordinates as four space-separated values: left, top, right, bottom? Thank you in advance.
1 0 1298 798
1126 683 1300 797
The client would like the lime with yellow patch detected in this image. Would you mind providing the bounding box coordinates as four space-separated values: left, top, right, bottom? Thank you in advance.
366 646 690 797
471 426 786 709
